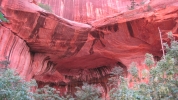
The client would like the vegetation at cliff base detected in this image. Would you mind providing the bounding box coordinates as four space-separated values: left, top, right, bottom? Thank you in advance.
0 69 36 100
75 83 103 100
108 33 178 100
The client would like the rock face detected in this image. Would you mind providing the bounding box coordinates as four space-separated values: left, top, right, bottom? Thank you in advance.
0 0 178 95
36 0 144 22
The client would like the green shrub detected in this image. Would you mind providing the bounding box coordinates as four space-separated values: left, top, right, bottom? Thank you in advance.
144 53 155 68
75 83 103 100
0 69 36 100
109 35 178 100
0 68 72 100
0 7 8 22
38 3 52 13
128 62 138 78
108 66 124 88
34 85 74 100
0 12 8 22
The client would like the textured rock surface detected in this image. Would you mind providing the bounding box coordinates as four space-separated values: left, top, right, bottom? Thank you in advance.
0 26 65 82
35 0 145 22
0 0 178 95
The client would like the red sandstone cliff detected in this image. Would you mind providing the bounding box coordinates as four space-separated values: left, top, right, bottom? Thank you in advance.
0 0 178 94
35 0 145 22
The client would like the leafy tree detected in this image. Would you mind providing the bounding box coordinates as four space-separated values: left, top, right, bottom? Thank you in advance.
144 53 155 68
0 68 73 100
128 62 138 78
34 85 74 100
75 83 103 100
109 33 178 100
0 69 36 100
109 76 136 100
108 66 124 88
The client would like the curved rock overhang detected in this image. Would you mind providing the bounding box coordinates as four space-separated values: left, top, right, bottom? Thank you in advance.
0 0 178 94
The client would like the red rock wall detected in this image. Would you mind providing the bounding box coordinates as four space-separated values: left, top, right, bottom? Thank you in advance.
1 0 178 97
36 0 143 22
0 26 64 82
0 26 32 79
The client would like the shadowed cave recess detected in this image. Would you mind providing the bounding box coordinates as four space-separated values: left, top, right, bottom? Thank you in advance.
0 0 178 96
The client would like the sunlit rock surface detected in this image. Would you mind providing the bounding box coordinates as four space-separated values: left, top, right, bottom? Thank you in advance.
36 0 146 22
0 0 178 95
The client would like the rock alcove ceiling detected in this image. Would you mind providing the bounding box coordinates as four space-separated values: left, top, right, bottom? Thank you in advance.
0 0 178 93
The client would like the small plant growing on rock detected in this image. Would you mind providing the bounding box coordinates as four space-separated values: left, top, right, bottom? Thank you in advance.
38 3 52 13
0 7 9 22
0 12 8 22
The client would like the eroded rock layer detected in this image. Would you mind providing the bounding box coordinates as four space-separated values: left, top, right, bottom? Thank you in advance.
0 0 178 94
35 0 144 22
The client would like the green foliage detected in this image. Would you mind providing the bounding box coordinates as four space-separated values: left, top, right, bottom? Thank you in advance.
34 85 74 100
38 3 52 13
0 12 8 22
144 53 155 68
109 36 178 100
110 67 123 76
108 67 123 87
0 7 9 23
0 69 35 100
141 69 149 78
165 41 178 60
0 68 73 100
0 69 102 100
109 76 134 100
167 31 174 41
75 83 103 100
128 62 138 78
